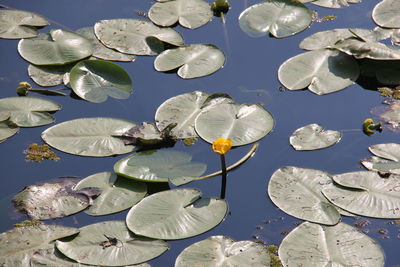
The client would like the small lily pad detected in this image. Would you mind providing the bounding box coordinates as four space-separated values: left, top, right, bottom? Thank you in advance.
69 60 133 103
56 221 168 266
114 149 207 184
126 188 227 240
28 64 74 87
361 143 400 175
194 102 274 146
0 9 49 39
0 96 61 127
290 124 341 151
175 236 271 267
18 29 93 65
74 172 147 216
279 222 384 267
239 0 313 38
154 44 225 79
149 0 212 29
278 49 359 95
322 171 400 218
268 166 341 225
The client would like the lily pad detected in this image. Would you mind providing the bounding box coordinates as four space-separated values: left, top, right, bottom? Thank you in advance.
289 124 341 151
94 19 184 56
361 156 400 175
194 102 274 146
155 91 233 139
76 27 136 62
18 29 93 65
268 166 341 225
126 188 227 240
0 223 79 266
41 117 137 157
322 171 400 218
0 114 19 143
56 221 168 266
154 44 225 79
376 100 400 128
306 0 361 8
279 222 384 267
12 177 90 220
175 235 271 267
69 60 133 103
372 0 400 29
238 0 313 38
114 149 207 185
0 96 61 127
0 9 49 39
28 64 73 87
361 143 400 174
278 49 359 95
149 0 212 29
74 172 147 216
30 246 99 267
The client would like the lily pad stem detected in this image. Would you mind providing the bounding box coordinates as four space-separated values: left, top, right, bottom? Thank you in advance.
220 154 227 199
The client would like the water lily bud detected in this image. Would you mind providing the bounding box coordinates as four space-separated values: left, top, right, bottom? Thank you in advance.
212 138 232 154
16 81 32 96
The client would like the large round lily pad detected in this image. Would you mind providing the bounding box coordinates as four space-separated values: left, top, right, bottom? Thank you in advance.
322 171 400 218
372 0 400 29
74 172 147 216
56 221 168 266
238 0 312 38
0 223 79 266
114 149 207 185
41 117 137 157
155 91 233 139
279 222 384 267
268 166 341 225
149 0 212 29
0 9 49 39
290 124 341 151
175 235 271 267
278 49 359 95
18 29 93 65
69 60 133 103
154 44 225 79
94 19 184 56
194 102 274 146
126 188 227 240
0 96 61 127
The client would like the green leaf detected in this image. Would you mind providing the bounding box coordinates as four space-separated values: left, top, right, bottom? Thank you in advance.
322 171 400 218
76 27 136 62
149 0 212 29
28 63 73 87
18 29 93 65
279 222 384 267
74 172 147 216
0 114 19 143
126 188 227 240
154 44 225 79
114 149 206 183
238 0 313 38
0 223 79 266
372 0 400 29
290 124 341 151
175 236 271 267
0 96 61 127
155 91 233 139
56 221 168 266
361 143 400 175
306 0 361 8
41 117 137 157
278 49 359 95
94 19 184 56
194 102 274 146
12 178 90 220
268 166 341 225
0 9 49 39
69 60 133 103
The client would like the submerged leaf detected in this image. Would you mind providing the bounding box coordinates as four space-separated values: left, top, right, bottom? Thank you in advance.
126 188 227 240
154 44 225 79
0 9 49 39
149 0 212 29
290 124 341 150
239 0 312 38
175 236 271 267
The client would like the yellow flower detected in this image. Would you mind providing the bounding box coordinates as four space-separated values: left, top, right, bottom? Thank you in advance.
212 138 232 155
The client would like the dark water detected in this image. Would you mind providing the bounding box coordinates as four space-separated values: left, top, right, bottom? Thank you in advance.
1 0 399 266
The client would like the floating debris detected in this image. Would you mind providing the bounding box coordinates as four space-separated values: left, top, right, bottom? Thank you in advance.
24 143 60 162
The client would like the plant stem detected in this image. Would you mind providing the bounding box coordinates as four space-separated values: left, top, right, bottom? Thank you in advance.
220 154 227 199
